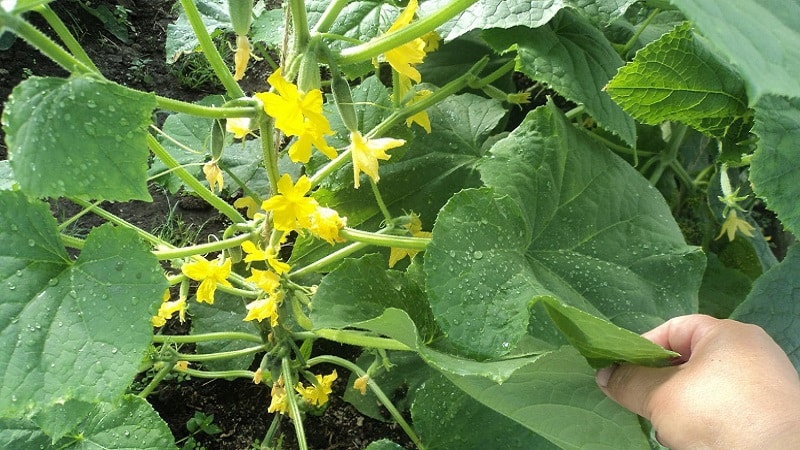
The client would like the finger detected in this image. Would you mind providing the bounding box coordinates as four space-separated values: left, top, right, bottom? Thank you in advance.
596 363 679 420
641 314 720 361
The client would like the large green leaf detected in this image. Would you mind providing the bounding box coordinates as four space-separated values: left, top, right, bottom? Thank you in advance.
425 103 704 358
419 0 636 41
749 95 800 235
2 76 155 201
671 0 800 103
411 373 558 449
484 9 636 146
446 347 649 449
606 22 749 138
0 191 167 417
166 0 229 63
731 245 800 370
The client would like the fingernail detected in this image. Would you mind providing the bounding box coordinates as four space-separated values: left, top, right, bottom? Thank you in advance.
596 364 618 388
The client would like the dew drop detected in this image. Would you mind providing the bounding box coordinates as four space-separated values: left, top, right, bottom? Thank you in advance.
27 239 36 247
472 250 483 260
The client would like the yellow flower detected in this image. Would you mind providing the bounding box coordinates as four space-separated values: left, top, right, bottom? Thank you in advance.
716 210 755 241
233 196 260 219
405 89 432 133
246 268 281 293
151 292 187 327
181 257 233 304
353 375 369 395
507 91 531 106
309 206 347 245
256 68 331 138
233 35 251 81
241 240 268 264
253 368 263 384
203 160 224 193
384 0 426 83
261 174 319 231
421 31 441 53
295 370 338 407
268 377 289 415
349 131 405 188
174 361 190 371
287 120 337 164
389 213 432 267
243 293 282 326
226 117 252 139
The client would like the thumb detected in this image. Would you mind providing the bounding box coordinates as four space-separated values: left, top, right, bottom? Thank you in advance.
596 363 678 420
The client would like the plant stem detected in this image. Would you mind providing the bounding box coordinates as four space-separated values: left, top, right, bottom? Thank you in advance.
69 196 168 248
370 179 394 223
155 95 258 118
179 367 256 379
337 0 479 66
620 8 660 56
288 0 311 55
297 329 413 351
35 5 100 73
173 345 267 362
0 9 94 74
468 58 515 89
178 0 245 98
147 133 246 223
307 355 424 449
137 363 173 398
339 228 429 249
282 357 309 450
258 114 281 196
153 231 256 260
153 332 263 344
289 241 368 278
311 0 349 33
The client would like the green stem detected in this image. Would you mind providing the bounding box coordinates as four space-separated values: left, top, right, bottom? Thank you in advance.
339 228 429 249
307 355 424 449
469 58 516 89
0 9 94 74
60 233 84 250
154 231 256 260
312 0 349 33
153 332 263 344
147 133 246 223
620 8 660 56
179 367 255 379
337 0 479 66
370 179 394 223
282 357 308 450
174 345 267 362
298 329 412 351
69 196 168 248
288 0 311 54
178 0 245 98
257 114 281 195
137 363 173 398
155 95 258 119
35 5 100 73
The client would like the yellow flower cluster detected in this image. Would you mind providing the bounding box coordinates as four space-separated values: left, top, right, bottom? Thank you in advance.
181 257 233 304
268 371 339 416
151 289 187 327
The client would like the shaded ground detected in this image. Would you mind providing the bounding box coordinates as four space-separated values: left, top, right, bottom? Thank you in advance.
1 2 413 448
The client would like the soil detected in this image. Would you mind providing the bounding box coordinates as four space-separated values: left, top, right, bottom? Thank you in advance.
1 2 412 449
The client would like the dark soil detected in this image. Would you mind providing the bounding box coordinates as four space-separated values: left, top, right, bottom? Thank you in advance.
1 2 413 448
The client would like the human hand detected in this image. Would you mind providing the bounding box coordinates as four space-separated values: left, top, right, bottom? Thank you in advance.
596 314 800 449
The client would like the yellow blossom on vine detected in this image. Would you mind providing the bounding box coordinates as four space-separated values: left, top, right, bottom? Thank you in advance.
353 375 369 395
295 370 338 407
405 89 433 133
389 213 432 267
181 257 233 304
349 131 405 188
288 120 337 164
309 206 347 245
246 268 281 293
151 290 187 327
241 240 268 264
384 0 426 83
233 35 251 81
716 210 755 242
253 368 263 384
421 31 441 53
226 117 252 139
256 68 331 138
202 160 224 193
261 174 319 231
233 196 260 218
174 361 190 371
268 377 289 415
243 293 282 326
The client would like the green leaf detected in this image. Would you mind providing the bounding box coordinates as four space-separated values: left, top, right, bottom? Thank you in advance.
66 396 176 449
606 22 749 137
419 31 515 92
250 7 284 48
191 291 258 371
0 417 51 449
2 76 155 201
539 297 678 368
412 373 558 449
445 347 649 449
670 0 800 103
166 0 229 63
731 245 800 370
0 191 167 417
698 253 752 319
484 9 636 146
311 254 436 342
0 161 17 191
749 95 800 235
365 440 406 450
419 0 636 41
31 399 94 443
425 102 704 358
